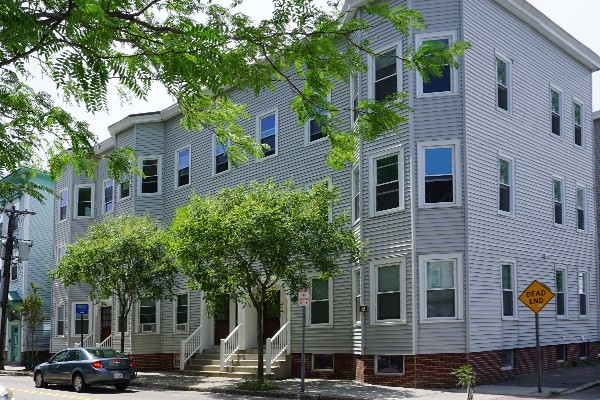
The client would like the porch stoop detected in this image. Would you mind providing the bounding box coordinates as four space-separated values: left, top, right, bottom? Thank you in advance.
182 346 291 379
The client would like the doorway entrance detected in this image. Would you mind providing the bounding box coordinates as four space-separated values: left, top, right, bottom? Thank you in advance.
263 290 281 341
214 296 230 345
8 320 21 364
100 307 112 342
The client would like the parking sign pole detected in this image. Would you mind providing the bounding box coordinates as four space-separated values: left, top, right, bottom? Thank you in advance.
80 313 83 346
301 306 305 393
535 313 541 393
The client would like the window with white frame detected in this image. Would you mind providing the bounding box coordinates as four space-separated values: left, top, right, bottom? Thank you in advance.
496 56 510 111
103 179 114 213
501 349 514 370
372 261 404 322
574 101 583 146
56 304 65 336
174 293 189 332
375 355 404 375
119 179 130 199
551 88 562 136
420 254 463 321
371 46 399 101
498 156 514 214
352 166 360 223
578 271 588 317
138 298 158 333
72 303 90 335
555 268 566 317
139 156 161 194
11 261 17 281
418 140 460 207
576 185 586 231
176 147 190 187
258 111 277 157
370 148 403 215
59 190 68 221
416 32 457 97
310 278 331 325
214 138 229 174
553 178 564 226
353 267 361 324
501 262 516 318
351 73 360 125
74 185 94 218
307 95 329 143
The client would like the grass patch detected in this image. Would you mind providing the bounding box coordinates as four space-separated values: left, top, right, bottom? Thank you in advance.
237 379 278 391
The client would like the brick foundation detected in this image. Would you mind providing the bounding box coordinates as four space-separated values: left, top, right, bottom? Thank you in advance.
129 353 177 371
291 342 600 388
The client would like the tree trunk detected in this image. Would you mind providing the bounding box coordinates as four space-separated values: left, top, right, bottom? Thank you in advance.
256 302 264 383
120 310 126 354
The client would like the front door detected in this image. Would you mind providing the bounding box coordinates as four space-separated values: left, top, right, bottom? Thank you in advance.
263 290 281 341
100 306 112 342
214 296 230 345
8 321 20 364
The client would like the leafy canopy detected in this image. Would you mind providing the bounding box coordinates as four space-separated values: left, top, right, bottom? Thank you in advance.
1 0 468 196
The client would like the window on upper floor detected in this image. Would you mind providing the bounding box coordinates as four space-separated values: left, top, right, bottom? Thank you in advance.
578 271 588 317
103 179 114 213
371 259 405 323
501 262 517 318
553 178 564 226
176 147 190 188
74 185 94 218
369 147 403 216
418 140 460 207
555 268 566 318
310 277 332 325
352 166 360 223
416 32 457 97
257 111 277 157
307 94 330 144
370 46 399 101
119 179 130 200
551 88 562 136
574 101 583 146
420 253 463 321
353 266 361 324
498 156 514 215
496 56 511 112
576 185 586 232
214 138 229 174
59 190 68 221
11 261 17 281
139 156 161 195
351 73 360 126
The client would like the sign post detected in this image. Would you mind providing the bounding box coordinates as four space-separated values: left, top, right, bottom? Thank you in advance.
518 280 555 394
298 289 310 393
75 304 89 347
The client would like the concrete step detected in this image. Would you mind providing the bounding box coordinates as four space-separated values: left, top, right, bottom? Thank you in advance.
186 364 282 374
188 358 286 367
180 370 276 379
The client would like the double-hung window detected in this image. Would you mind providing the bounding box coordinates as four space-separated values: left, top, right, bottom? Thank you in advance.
551 88 562 136
119 179 130 200
501 262 517 318
498 156 514 215
578 271 588 317
139 298 158 333
371 259 405 323
174 293 189 332
257 111 277 157
416 32 457 97
352 166 361 223
59 190 68 221
214 138 229 174
353 267 361 324
56 304 65 336
553 178 564 226
369 147 403 215
496 56 510 111
371 46 399 101
555 268 566 317
418 140 460 207
307 94 330 143
310 278 332 325
176 147 190 188
573 101 583 146
103 179 114 213
420 254 463 321
74 185 94 218
576 185 586 232
351 73 360 125
139 156 162 195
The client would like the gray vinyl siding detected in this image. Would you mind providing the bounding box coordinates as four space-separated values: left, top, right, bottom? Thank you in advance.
463 0 598 353
595 117 600 249
134 122 165 222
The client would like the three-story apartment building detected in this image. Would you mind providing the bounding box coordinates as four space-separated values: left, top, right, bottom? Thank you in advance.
51 0 600 387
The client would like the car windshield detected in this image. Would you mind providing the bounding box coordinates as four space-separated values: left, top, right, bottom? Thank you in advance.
86 349 126 359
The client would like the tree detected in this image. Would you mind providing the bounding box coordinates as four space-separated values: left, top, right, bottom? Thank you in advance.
1 0 468 197
17 283 46 368
169 180 362 383
50 214 177 353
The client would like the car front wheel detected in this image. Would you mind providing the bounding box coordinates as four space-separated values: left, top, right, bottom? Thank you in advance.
34 372 47 388
72 373 87 393
114 383 128 392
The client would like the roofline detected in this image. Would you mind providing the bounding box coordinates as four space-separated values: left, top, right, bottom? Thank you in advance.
593 110 600 121
108 104 181 137
94 137 115 155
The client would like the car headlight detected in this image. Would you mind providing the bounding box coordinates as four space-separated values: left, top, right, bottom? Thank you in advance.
0 388 13 400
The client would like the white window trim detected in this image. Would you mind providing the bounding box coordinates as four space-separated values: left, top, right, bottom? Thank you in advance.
417 139 462 208
367 43 402 101
495 52 512 114
118 177 132 201
350 72 361 128
419 253 464 323
550 84 563 138
578 269 589 319
552 176 566 228
305 92 331 145
352 265 362 326
555 266 568 319
374 355 405 376
572 97 584 148
369 145 404 217
500 259 518 320
497 153 515 217
256 108 279 159
73 184 95 219
102 179 114 214
174 145 191 190
576 183 587 233
137 155 163 196
370 257 406 325
351 165 361 225
58 189 68 222
311 354 334 371
70 301 92 337
173 291 190 334
307 276 333 327
305 177 333 222
415 31 459 98
55 302 66 337
137 299 161 334
212 135 230 176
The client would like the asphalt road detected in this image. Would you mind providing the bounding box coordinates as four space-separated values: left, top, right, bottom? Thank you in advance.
559 385 600 399
0 375 272 400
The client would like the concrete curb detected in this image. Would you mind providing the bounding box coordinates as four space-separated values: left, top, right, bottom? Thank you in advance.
559 380 600 396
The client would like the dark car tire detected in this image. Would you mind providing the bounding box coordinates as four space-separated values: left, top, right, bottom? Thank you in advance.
34 372 47 388
72 373 87 393
114 383 129 392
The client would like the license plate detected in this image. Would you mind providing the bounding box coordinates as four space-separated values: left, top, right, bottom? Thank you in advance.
114 372 124 379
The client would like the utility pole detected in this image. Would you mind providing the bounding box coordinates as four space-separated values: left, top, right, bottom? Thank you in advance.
0 206 35 370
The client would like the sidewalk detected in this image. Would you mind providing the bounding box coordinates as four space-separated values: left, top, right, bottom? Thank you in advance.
2 363 599 399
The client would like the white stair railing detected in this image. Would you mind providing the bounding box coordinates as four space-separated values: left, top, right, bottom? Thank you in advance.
75 333 95 348
265 321 289 375
220 323 244 372
180 324 204 371
96 335 112 348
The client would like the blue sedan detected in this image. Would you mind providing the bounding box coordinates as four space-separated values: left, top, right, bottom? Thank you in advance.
33 347 136 392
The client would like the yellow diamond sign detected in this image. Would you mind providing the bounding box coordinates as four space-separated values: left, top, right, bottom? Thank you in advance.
519 280 555 313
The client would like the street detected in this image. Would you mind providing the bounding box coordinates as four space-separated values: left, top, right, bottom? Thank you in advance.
559 385 600 400
0 375 273 400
